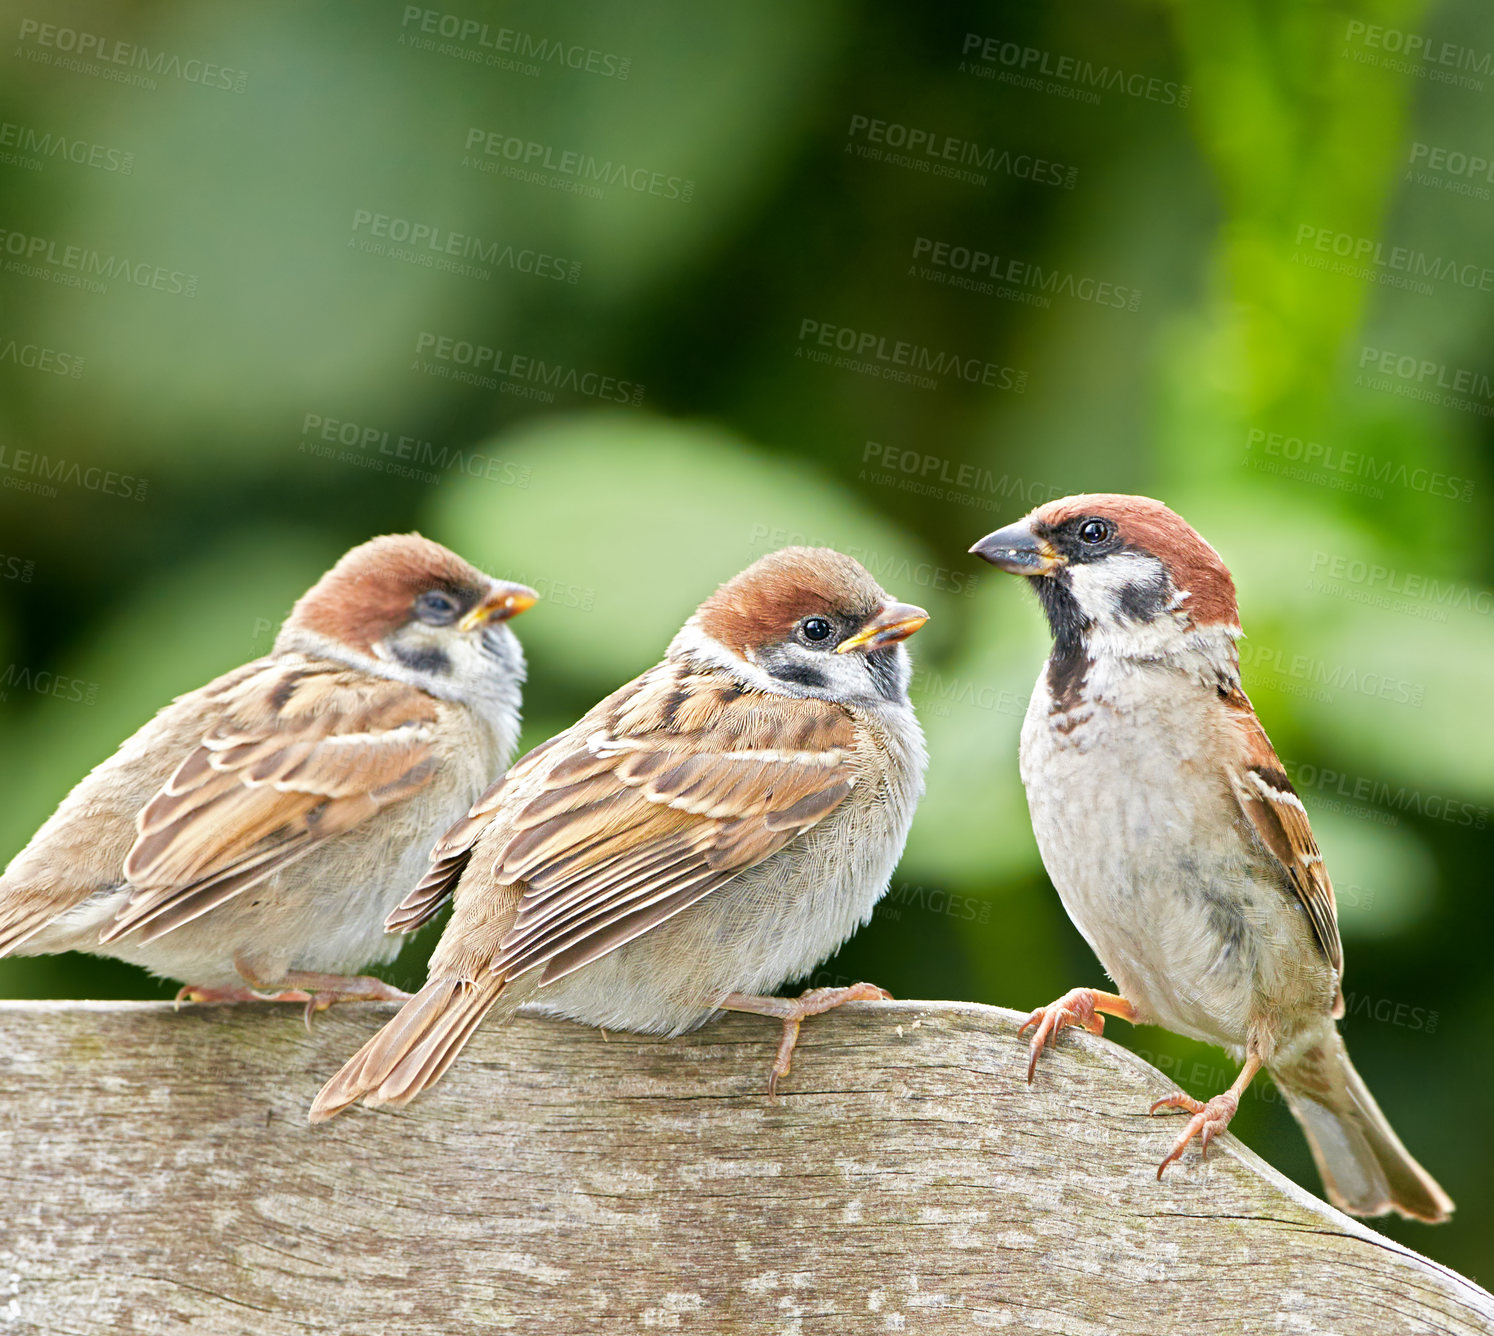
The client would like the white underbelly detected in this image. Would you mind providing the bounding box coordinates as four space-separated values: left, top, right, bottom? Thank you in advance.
535 719 925 1036
1020 682 1268 1049
30 724 504 989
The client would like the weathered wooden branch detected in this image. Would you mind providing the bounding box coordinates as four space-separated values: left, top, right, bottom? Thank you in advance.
1 999 1488 1334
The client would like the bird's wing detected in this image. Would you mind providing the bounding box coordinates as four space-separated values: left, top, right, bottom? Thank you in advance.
102 660 444 943
410 661 859 987
384 732 567 934
1222 686 1345 986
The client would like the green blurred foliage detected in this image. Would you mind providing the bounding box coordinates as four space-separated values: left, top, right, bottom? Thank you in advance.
1 0 1491 1277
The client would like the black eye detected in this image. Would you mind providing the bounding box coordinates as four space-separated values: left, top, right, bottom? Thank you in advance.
1078 519 1112 545
415 590 459 624
799 616 834 644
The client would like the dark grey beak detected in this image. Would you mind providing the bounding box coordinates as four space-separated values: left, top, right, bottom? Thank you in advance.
969 520 1063 576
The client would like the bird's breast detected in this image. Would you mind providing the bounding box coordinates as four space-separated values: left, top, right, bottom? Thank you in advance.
1019 664 1280 1046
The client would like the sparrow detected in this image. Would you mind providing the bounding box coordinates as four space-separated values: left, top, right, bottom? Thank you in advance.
309 546 929 1120
0 534 537 1014
971 494 1452 1223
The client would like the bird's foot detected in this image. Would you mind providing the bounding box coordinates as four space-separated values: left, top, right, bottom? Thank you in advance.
721 982 892 1099
175 983 313 1009
235 966 413 1029
1017 987 1109 1082
1150 1089 1240 1177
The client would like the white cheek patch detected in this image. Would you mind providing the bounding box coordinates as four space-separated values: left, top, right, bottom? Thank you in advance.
668 621 782 694
1066 551 1171 623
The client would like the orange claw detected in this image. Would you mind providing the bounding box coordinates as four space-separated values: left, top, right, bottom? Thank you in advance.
722 982 892 1099
1018 989 1102 1082
1151 1091 1238 1178
1149 1052 1262 1178
1017 987 1136 1083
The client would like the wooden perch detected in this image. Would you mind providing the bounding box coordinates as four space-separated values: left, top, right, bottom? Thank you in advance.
2 998 1488 1334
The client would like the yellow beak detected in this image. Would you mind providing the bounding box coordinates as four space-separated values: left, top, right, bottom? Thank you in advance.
836 601 930 653
458 582 539 631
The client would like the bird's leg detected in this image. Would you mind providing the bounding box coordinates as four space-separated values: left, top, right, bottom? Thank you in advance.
1151 1051 1264 1178
1017 987 1138 1082
720 982 892 1098
234 958 412 1028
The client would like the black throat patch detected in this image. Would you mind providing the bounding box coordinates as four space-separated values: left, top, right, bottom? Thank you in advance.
1032 571 1089 711
864 648 905 703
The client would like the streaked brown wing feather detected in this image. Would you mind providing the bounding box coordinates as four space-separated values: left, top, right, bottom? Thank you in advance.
103 662 442 943
0 662 267 957
385 732 567 934
314 664 860 1124
1222 687 1345 983
436 662 858 986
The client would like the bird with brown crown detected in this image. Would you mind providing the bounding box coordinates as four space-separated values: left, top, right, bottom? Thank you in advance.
310 546 928 1120
0 534 536 1015
972 494 1452 1223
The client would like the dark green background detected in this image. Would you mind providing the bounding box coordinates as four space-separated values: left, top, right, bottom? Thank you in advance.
1 0 1489 1279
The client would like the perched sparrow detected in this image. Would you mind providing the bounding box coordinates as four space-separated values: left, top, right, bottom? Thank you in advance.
309 547 928 1120
971 495 1452 1223
0 534 536 1012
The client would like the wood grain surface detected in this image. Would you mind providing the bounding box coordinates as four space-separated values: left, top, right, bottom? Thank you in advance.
2 999 1488 1334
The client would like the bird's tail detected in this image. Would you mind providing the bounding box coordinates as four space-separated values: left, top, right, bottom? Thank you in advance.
1274 1029 1452 1223
309 969 535 1123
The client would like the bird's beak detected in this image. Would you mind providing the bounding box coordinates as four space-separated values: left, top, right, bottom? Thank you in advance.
836 601 930 654
969 520 1063 576
458 582 539 631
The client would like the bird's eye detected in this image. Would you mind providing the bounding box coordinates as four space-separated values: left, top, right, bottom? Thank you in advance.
799 616 834 644
415 590 459 624
1078 519 1112 545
